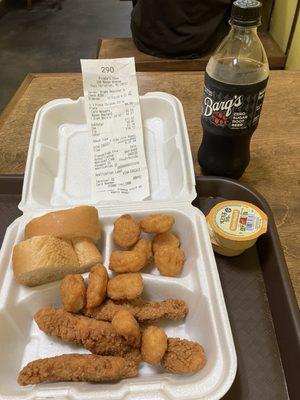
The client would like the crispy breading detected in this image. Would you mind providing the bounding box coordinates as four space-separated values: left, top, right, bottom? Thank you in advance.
83 298 188 323
34 307 141 363
113 214 141 248
140 214 175 234
141 326 167 365
154 246 185 276
161 338 206 373
132 238 153 264
107 273 143 300
86 264 108 308
109 251 146 273
112 310 141 348
18 354 137 385
60 274 86 313
152 232 180 253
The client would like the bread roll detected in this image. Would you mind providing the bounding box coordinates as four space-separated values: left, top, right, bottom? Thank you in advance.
72 237 102 266
12 235 102 287
24 206 101 243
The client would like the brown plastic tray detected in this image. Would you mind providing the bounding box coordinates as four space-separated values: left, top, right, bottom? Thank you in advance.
0 175 299 399
193 176 300 400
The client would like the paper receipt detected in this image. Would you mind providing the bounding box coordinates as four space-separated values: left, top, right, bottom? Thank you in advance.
81 58 150 201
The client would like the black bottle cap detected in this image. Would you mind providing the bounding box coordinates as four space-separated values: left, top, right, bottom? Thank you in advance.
230 0 262 27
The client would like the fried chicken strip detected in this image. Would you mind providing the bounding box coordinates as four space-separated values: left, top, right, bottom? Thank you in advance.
34 307 141 363
83 298 188 323
18 354 137 385
161 338 206 373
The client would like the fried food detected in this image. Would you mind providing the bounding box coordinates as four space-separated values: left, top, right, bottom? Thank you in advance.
112 310 141 348
153 232 180 253
60 274 86 313
109 251 146 273
154 246 185 276
18 354 137 385
132 238 153 264
34 307 140 362
161 338 206 374
113 214 140 248
141 326 167 365
86 264 108 308
122 349 142 364
84 298 188 323
140 214 175 234
107 273 143 300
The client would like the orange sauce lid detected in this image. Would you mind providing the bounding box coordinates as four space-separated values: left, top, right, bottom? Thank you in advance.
207 200 268 242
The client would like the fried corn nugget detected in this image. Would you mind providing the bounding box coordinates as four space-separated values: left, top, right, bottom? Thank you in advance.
113 214 141 248
18 354 137 385
112 309 141 348
132 238 153 264
86 264 108 308
141 326 168 365
140 214 175 234
84 298 188 323
34 307 141 363
161 338 206 374
154 246 185 276
109 251 146 273
60 274 86 313
107 273 143 300
152 232 180 253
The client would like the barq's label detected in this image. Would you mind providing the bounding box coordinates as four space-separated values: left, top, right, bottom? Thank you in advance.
202 73 268 130
213 203 267 238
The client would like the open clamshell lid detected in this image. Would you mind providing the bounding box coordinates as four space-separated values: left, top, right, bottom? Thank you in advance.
19 92 196 212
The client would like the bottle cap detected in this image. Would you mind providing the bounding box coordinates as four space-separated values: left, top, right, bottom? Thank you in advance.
231 0 262 27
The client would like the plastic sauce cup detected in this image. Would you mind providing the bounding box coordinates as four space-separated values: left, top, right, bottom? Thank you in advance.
206 200 268 256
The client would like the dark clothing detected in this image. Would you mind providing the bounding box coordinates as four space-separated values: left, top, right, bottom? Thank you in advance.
131 0 233 58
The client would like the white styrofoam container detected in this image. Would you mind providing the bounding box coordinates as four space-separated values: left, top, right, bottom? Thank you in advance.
0 92 236 400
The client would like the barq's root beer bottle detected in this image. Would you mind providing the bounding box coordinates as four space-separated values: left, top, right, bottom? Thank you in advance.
198 0 269 179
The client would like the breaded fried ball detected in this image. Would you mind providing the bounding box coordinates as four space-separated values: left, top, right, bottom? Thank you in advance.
109 251 146 273
60 274 86 313
154 246 185 276
132 238 153 264
86 264 108 308
140 214 175 234
107 273 143 300
141 326 168 365
112 309 141 348
161 338 206 374
153 232 180 253
113 214 140 248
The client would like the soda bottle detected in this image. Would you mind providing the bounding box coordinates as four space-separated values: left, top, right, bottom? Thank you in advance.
198 0 269 179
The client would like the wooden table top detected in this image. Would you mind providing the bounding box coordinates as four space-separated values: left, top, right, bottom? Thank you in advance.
0 71 299 304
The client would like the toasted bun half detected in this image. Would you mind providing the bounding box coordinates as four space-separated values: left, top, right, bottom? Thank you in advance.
24 206 101 243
